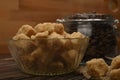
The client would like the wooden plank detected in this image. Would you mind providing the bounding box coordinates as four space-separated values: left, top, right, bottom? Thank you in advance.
19 0 108 13
0 0 19 11
0 11 11 20
11 10 73 22
0 0 19 21
0 54 11 59
19 0 75 11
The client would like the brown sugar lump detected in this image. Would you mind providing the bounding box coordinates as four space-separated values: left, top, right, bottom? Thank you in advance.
31 48 47 64
47 38 64 53
35 31 49 38
110 55 120 70
31 48 44 59
11 38 37 55
49 61 64 72
110 69 120 80
30 48 48 71
63 31 71 38
70 32 88 51
57 37 73 51
48 32 64 38
13 33 30 40
63 39 73 50
70 32 85 45
61 49 78 68
53 23 64 35
35 38 48 49
34 23 55 34
86 58 109 77
70 32 85 38
31 47 53 67
20 55 35 71
16 24 36 37
34 23 64 35
31 31 49 39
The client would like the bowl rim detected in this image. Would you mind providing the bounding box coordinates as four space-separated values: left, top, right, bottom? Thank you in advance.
9 37 89 41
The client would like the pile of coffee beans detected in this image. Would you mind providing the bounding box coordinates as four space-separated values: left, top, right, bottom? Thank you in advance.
84 22 117 61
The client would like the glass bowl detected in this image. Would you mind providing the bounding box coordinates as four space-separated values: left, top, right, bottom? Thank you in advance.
8 37 89 76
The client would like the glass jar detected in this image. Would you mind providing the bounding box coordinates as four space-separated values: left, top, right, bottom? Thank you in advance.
57 13 119 62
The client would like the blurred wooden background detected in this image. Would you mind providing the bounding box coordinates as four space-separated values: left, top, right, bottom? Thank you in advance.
0 0 120 54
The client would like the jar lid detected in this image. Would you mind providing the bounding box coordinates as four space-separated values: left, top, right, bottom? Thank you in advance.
57 13 119 24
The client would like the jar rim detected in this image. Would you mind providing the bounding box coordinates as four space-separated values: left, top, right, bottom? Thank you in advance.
56 13 119 24
57 18 118 23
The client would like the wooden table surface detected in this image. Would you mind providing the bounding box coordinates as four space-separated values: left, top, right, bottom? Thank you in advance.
0 54 87 80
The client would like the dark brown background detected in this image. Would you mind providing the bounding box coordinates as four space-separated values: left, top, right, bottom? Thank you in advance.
0 0 120 54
